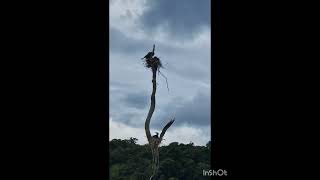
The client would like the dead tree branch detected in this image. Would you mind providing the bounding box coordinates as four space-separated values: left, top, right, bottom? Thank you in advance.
142 45 174 180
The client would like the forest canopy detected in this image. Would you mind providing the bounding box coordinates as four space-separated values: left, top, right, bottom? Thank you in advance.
109 138 211 180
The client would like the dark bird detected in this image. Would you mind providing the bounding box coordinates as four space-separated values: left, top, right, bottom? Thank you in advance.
141 44 155 60
153 56 160 61
152 132 159 138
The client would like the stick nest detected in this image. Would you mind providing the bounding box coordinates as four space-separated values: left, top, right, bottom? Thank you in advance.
144 56 163 70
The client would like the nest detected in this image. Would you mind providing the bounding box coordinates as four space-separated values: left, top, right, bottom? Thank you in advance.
144 56 163 70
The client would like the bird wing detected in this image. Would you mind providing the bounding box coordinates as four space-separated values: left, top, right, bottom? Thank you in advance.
160 118 175 139
142 52 151 59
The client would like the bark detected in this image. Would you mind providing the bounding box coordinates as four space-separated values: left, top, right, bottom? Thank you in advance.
144 49 174 180
144 67 157 142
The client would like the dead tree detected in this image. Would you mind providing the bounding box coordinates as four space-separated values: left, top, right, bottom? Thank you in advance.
142 45 175 180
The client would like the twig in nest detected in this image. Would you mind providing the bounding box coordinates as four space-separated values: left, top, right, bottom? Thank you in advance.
158 69 169 92
143 56 162 70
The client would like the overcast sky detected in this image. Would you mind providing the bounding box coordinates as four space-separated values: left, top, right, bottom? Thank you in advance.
110 0 211 146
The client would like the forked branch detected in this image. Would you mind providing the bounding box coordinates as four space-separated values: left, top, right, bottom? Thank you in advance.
142 45 174 180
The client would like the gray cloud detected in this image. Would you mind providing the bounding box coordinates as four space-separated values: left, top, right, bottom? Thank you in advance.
110 0 211 145
120 9 133 20
168 59 210 83
109 29 211 129
139 0 211 40
174 92 211 126
122 92 149 109
109 28 146 54
152 91 211 129
110 87 148 127
110 27 190 56
110 28 210 84
109 103 147 128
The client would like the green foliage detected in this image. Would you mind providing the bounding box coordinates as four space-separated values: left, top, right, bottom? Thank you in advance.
109 138 211 180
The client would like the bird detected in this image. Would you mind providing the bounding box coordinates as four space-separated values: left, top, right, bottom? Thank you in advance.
141 44 155 60
152 132 159 138
153 56 160 61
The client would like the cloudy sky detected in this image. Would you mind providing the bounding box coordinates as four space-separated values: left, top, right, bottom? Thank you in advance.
110 0 211 146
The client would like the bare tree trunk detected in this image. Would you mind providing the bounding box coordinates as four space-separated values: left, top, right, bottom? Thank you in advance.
143 47 174 180
144 67 157 142
146 67 158 180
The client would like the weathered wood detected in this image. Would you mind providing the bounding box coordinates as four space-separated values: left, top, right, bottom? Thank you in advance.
144 46 174 180
144 67 157 142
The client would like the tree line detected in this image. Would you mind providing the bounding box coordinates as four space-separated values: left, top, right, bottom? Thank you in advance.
110 138 211 180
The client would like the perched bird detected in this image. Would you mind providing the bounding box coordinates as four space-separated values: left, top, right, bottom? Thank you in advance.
141 44 155 60
153 56 160 61
152 132 159 138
